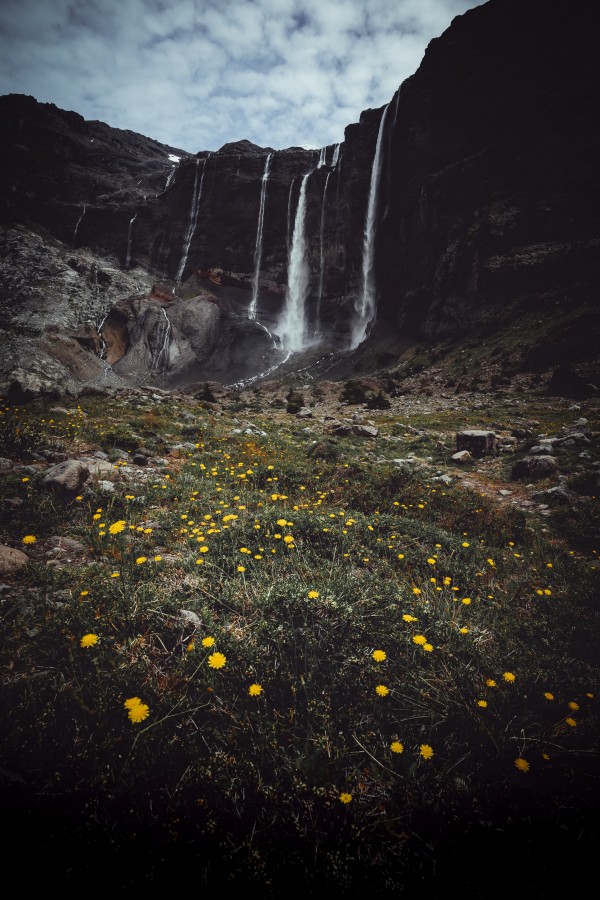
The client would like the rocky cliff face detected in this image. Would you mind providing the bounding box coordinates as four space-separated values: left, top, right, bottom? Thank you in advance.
1 0 598 397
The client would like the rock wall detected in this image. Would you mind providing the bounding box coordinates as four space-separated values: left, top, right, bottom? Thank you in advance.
1 0 598 390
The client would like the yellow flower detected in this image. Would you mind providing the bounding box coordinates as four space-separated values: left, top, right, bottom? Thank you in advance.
208 652 226 669
568 701 580 711
237 565 246 573
80 590 89 597
154 555 162 562
124 697 142 709
307 590 319 599
375 685 389 697
462 541 470 548
202 636 216 647
186 641 195 652
477 699 488 708
372 649 387 662
402 614 417 622
276 519 288 526
565 717 577 727
22 535 37 544
419 744 434 760
198 545 209 553
503 671 516 683
135 556 147 564
339 792 352 804
412 635 427 646
461 597 471 605
128 703 150 723
544 692 554 700
486 679 497 688
514 757 529 772
283 535 294 544
459 627 468 634
80 633 99 649
108 520 126 535
412 586 421 595
390 741 404 754
248 683 263 696
423 643 434 652
427 558 436 565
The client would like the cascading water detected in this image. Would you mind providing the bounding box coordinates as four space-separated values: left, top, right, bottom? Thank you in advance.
331 143 341 167
164 167 176 191
286 179 295 255
97 314 108 359
150 307 172 371
175 157 207 286
248 152 273 320
317 147 327 168
276 170 312 352
73 205 86 247
125 213 137 268
351 102 392 349
315 170 333 335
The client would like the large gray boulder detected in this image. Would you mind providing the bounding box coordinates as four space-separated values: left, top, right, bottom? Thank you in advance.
456 430 497 457
40 460 90 494
511 455 558 481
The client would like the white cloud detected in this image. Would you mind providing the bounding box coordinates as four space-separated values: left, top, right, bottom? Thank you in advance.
0 0 487 152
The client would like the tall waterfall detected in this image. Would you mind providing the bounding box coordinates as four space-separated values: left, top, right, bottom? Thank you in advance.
277 170 312 352
73 205 86 247
315 171 332 334
248 152 273 320
351 102 392 349
164 167 176 191
175 157 207 286
331 143 341 167
125 213 137 268
286 178 295 254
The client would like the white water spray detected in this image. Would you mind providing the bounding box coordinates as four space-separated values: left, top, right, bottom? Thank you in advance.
351 102 392 349
248 152 273 320
97 314 108 360
125 213 137 268
73 205 86 246
331 143 341 167
315 171 332 334
150 307 172 371
277 170 312 352
286 179 295 255
175 157 207 286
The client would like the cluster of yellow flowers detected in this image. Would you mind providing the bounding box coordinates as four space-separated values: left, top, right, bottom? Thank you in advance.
124 696 150 723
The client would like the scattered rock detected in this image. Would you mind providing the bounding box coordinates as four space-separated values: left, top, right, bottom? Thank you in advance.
40 459 90 494
511 455 558 481
178 609 202 629
0 544 29 574
451 450 472 463
531 485 579 505
0 458 13 473
296 407 313 419
456 430 497 457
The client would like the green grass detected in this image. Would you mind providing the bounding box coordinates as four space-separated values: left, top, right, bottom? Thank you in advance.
0 392 598 895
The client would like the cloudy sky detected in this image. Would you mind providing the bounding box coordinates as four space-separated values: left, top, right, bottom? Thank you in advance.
0 0 487 153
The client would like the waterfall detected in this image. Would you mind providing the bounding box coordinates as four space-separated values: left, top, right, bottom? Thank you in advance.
351 102 392 349
277 170 312 352
286 178 295 255
175 157 207 286
97 314 108 360
73 205 86 247
317 147 327 168
248 152 273 320
125 213 137 268
164 167 176 191
150 307 172 371
331 143 341 167
315 171 333 335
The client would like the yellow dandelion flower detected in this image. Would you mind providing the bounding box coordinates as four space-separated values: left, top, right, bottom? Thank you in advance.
459 627 468 634
514 757 529 772
477 699 488 708
276 519 287 526
565 717 577 727
208 652 226 669
397 553 405 559
423 643 434 652
412 586 421 595
427 558 436 565
375 684 389 697
186 641 195 652
568 701 580 711
461 597 471 605
462 541 470 548
202 636 215 647
390 741 404 754
372 649 387 662
128 703 150 723
402 614 417 622
154 555 162 562
110 571 120 578
237 565 246 572
486 679 497 688
22 535 37 544
586 692 594 698
124 697 142 709
80 590 89 597
412 635 427 645
80 633 99 649
248 683 263 696
283 535 294 544
503 672 516 683
135 556 147 564
108 520 126 535
544 692 554 700
419 744 434 760
339 792 352 804
307 590 319 599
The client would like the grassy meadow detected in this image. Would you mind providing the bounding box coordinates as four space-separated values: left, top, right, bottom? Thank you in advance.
0 385 598 895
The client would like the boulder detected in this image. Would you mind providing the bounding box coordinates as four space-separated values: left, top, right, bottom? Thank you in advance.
40 459 90 494
511 455 558 481
451 450 472 463
0 544 29 574
456 430 497 457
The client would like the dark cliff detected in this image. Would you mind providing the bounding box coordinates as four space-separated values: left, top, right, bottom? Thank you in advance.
0 0 598 392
